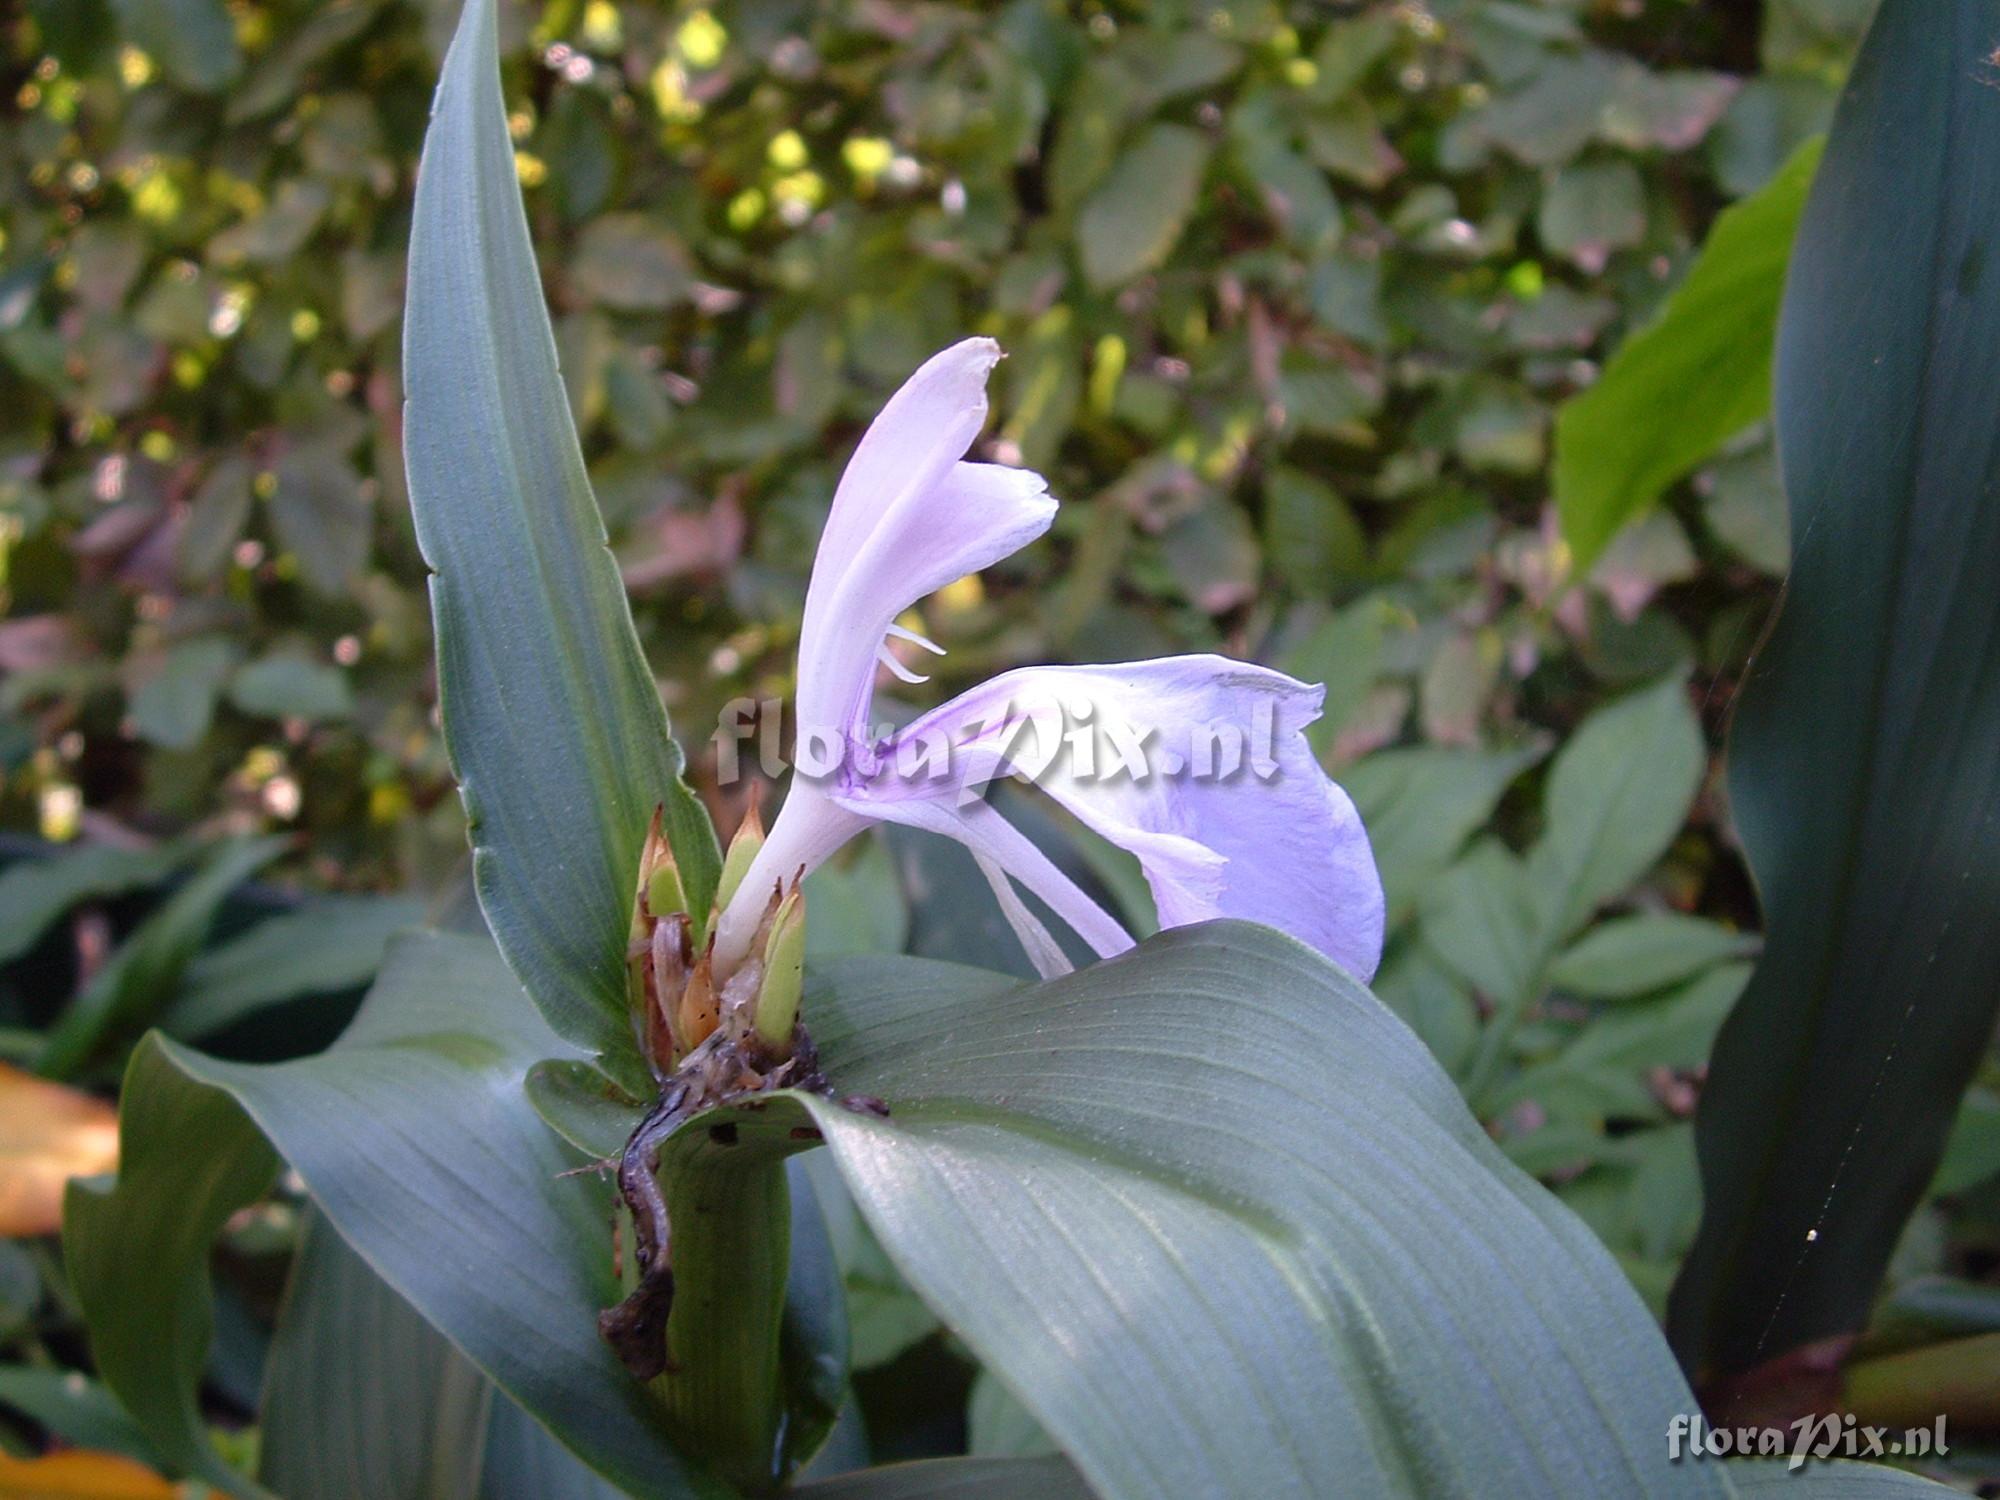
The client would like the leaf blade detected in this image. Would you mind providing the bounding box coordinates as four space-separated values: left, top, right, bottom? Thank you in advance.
402 0 718 1068
780 926 1722 1500
1670 0 2000 1378
62 1044 279 1498
1553 137 1822 569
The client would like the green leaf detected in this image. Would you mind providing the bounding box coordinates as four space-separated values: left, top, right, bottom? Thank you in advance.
210 180 333 266
178 456 255 582
224 0 384 124
28 0 115 74
139 921 1719 1498
119 933 724 1498
0 841 192 967
1372 948 1480 1078
270 447 373 596
227 650 355 722
1698 449 1788 578
1877 1272 2000 1341
805 837 910 962
403 0 719 1070
1671 0 2000 1380
1261 468 1365 597
571 215 694 310
127 637 241 750
1931 1088 2000 1196
1345 744 1544 924
741 926 1719 1498
1508 964 1752 1108
480 1396 633 1500
154 931 844 1496
63 1043 279 1497
1525 672 1704 944
111 0 241 93
795 1457 1094 1500
1730 1462 1961 1496
1477 54 1615 168
260 1212 490 1498
1077 124 1211 291
0 1368 162 1464
968 1371 1056 1460
1280 599 1389 759
1553 136 1822 569
161 893 424 1040
1549 913 1759 1000
259 1209 631 1499
1538 158 1646 270
798 1155 936 1371
1421 839 1542 1010
37 837 285 1079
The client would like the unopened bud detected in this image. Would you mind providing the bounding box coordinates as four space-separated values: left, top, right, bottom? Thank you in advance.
710 794 766 927
753 884 805 1052
631 806 687 940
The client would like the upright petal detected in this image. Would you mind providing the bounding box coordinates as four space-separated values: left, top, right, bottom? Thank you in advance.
860 657 1387 980
795 340 1056 743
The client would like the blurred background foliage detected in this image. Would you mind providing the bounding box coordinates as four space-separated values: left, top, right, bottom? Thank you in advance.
2 0 1996 1483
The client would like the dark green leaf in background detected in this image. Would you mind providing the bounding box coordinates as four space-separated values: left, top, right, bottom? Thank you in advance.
0 841 192 967
270 448 373 597
126 637 241 751
1549 913 1759 1001
161 893 423 1040
111 0 241 93
1671 0 2000 1383
795 1456 1094 1500
37 837 285 1079
1526 671 1705 942
227 649 356 723
1077 124 1211 291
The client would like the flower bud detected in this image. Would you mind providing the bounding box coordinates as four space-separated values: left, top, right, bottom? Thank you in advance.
630 806 687 940
628 807 692 1072
752 885 805 1053
709 795 766 930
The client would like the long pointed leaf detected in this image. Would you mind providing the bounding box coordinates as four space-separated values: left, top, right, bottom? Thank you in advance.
403 0 717 1071
1671 0 2000 1380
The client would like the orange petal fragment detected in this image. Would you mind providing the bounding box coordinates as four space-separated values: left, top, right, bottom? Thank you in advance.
0 1449 181 1498
0 1062 121 1238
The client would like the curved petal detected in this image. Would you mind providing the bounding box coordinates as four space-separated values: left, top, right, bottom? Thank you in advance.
860 657 1387 981
797 340 1057 742
838 793 1134 973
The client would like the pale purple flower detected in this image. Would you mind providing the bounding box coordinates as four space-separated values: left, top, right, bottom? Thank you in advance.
711 339 1384 982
